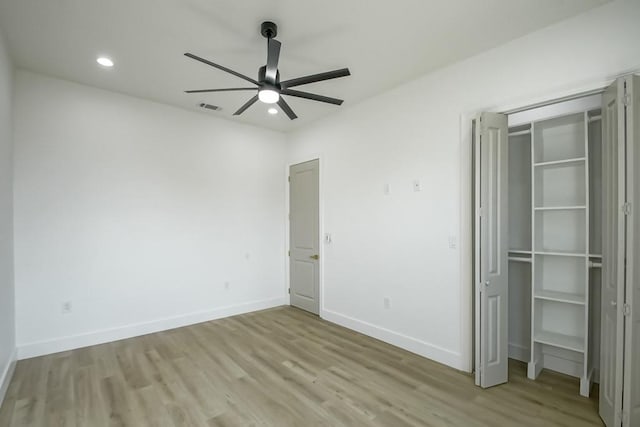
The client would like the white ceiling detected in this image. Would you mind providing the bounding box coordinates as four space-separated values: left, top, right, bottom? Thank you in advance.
0 0 608 132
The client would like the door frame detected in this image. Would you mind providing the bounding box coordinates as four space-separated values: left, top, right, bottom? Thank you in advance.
460 76 622 372
285 154 324 317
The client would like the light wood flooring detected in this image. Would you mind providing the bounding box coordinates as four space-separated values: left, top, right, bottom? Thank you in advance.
0 306 603 426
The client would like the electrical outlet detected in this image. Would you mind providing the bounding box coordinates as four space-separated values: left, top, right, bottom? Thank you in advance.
325 233 332 244
224 281 230 290
383 297 391 309
61 301 72 314
413 179 421 192
448 235 458 250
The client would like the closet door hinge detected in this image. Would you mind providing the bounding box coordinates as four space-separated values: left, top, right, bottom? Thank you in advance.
623 93 631 107
622 202 632 216
623 303 631 317
478 207 484 218
288 250 290 257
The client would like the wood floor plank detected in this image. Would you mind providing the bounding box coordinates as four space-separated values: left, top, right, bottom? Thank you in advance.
0 306 604 426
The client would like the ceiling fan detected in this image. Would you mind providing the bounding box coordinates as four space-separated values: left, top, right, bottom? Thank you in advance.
184 21 351 120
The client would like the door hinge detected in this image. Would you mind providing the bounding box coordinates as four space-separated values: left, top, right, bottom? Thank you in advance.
623 303 631 317
622 202 632 216
478 207 484 218
623 93 631 106
288 288 290 294
288 250 290 257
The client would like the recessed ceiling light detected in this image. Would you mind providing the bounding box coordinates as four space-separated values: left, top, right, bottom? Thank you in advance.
96 57 114 67
268 107 278 115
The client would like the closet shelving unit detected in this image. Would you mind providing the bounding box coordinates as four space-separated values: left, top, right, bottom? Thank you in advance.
530 112 591 395
507 109 601 397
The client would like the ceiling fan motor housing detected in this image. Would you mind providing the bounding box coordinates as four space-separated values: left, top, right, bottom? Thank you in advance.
260 21 278 39
258 65 280 88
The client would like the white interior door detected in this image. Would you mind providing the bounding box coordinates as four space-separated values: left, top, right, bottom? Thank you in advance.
289 159 320 315
623 74 640 427
474 112 509 388
600 79 625 427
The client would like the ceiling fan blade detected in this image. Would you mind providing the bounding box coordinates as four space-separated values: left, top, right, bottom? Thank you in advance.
281 89 343 105
185 88 257 94
265 39 281 84
280 68 350 89
277 98 298 120
233 95 259 116
184 53 259 86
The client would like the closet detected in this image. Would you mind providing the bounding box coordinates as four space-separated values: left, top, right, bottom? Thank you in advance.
505 95 603 398
473 75 639 427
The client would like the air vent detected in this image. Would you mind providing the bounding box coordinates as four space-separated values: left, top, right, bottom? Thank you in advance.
199 103 221 111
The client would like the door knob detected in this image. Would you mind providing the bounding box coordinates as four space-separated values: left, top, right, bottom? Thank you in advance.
485 281 490 287
611 300 617 307
310 254 319 260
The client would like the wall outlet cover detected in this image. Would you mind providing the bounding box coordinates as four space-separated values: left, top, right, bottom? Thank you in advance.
61 301 72 314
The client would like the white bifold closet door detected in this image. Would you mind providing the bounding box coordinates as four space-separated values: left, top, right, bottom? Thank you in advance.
600 75 640 427
474 112 509 388
623 75 639 427
600 78 626 427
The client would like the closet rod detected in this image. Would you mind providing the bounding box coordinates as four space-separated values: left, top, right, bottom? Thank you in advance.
501 88 605 115
509 129 532 137
589 261 602 269
509 256 532 263
588 115 602 123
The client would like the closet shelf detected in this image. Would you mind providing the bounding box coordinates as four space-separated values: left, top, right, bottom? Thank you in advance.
534 331 584 353
534 206 586 211
534 290 585 305
533 157 586 168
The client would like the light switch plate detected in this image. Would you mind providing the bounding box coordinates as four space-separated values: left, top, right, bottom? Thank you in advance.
448 235 458 249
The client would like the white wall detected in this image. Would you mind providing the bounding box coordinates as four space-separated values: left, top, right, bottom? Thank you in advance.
0 26 15 403
13 71 288 358
287 0 640 370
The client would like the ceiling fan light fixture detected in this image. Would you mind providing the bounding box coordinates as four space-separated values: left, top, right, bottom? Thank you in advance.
258 89 279 104
268 107 278 115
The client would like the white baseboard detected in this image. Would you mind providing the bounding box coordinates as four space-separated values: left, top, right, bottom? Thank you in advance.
17 297 288 360
508 342 529 363
543 353 582 378
321 309 464 371
0 348 17 406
